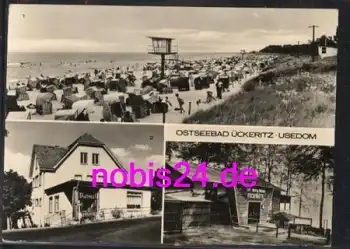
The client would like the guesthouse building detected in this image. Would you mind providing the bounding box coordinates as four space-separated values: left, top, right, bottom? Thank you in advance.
29 133 152 227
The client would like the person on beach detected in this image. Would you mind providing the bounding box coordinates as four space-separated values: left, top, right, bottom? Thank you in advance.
206 91 216 103
216 81 223 99
122 111 134 122
163 96 173 107
175 93 185 114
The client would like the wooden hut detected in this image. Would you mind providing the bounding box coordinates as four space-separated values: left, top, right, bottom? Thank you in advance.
108 78 127 93
74 91 89 101
7 80 19 91
6 111 32 121
62 87 73 98
102 93 127 118
27 77 38 90
61 95 79 109
36 92 55 115
85 86 104 105
72 99 95 121
163 162 292 228
37 77 49 86
127 93 151 119
15 85 30 101
47 76 59 85
163 194 212 234
6 90 21 112
64 74 77 85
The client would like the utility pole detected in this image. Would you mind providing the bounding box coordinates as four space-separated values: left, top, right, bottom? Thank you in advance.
308 25 319 62
240 50 246 60
297 41 300 57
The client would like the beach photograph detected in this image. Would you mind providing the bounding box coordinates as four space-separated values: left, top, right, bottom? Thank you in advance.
162 141 333 246
6 6 337 127
3 121 164 244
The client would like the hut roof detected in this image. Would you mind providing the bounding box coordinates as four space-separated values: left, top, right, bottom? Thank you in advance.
165 194 212 203
6 111 31 121
7 90 17 96
75 92 87 99
103 92 128 104
36 92 55 106
72 99 95 113
63 95 79 104
55 109 78 117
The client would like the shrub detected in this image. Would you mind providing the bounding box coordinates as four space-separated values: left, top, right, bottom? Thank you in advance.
111 207 123 219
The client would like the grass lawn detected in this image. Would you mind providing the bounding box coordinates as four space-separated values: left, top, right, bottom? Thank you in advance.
183 56 336 128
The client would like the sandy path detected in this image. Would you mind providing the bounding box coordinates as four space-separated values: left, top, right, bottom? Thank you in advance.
142 73 259 124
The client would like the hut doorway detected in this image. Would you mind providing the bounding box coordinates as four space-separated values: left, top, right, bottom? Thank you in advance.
164 200 183 233
248 202 261 224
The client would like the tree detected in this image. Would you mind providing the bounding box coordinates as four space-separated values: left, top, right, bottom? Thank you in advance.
165 142 179 161
169 142 253 169
151 188 162 212
3 170 32 228
290 145 334 229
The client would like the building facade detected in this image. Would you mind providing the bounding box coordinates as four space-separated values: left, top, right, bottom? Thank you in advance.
163 162 292 232
29 133 152 227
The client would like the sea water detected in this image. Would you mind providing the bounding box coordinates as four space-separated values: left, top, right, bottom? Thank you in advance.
6 52 238 82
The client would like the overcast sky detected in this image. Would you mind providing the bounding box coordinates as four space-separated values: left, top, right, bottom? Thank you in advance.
5 121 164 179
7 5 338 53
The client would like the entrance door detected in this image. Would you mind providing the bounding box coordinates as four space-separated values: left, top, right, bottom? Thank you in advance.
72 187 99 221
164 201 183 233
248 202 261 224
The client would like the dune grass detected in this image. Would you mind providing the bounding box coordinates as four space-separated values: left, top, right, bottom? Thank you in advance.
183 56 336 128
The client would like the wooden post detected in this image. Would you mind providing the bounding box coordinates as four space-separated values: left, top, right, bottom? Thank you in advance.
287 224 291 239
325 229 331 245
188 101 191 115
256 222 259 232
275 224 279 238
162 110 166 123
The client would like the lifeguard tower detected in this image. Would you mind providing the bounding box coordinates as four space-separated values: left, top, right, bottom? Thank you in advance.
148 36 178 79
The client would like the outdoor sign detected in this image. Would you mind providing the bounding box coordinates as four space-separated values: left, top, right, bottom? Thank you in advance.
246 188 266 201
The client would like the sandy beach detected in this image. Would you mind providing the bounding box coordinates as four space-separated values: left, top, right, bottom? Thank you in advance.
7 53 266 124
142 73 258 123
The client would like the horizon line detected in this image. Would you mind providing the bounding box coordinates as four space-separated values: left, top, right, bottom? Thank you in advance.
7 51 243 54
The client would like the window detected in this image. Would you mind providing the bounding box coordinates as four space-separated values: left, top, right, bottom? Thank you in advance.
92 153 99 165
38 174 41 187
74 174 82 181
127 191 142 209
38 198 42 207
49 197 53 213
35 199 38 207
54 196 59 213
80 152 88 165
86 175 92 181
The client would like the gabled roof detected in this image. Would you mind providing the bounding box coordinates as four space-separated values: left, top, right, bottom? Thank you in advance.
166 161 283 191
67 133 105 150
29 145 68 177
29 133 125 178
